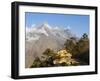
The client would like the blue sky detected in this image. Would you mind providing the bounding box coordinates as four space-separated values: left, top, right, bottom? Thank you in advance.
25 12 89 37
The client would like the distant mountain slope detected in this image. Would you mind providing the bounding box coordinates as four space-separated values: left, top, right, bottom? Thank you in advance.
25 22 76 68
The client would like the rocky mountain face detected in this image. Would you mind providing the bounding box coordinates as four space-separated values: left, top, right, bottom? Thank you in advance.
25 22 76 68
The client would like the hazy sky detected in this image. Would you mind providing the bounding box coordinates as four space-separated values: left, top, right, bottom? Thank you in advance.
25 12 89 37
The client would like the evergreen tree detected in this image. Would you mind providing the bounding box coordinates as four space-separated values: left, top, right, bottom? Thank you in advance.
72 33 89 65
64 37 77 53
42 48 56 67
30 57 42 68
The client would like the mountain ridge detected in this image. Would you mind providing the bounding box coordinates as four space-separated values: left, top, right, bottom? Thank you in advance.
25 22 76 68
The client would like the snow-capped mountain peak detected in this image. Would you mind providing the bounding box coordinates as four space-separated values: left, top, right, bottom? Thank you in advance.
26 22 75 42
37 22 52 30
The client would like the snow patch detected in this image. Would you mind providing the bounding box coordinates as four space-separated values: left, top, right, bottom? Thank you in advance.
38 27 49 36
26 22 74 41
